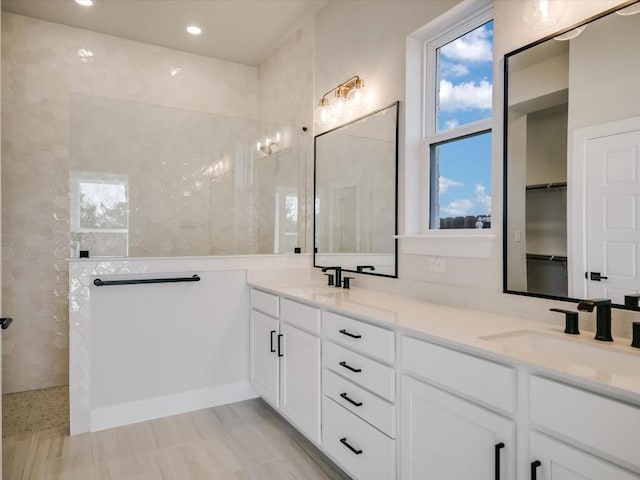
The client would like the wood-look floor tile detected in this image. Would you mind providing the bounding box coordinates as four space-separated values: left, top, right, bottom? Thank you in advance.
91 422 158 464
148 413 201 450
28 426 91 461
232 459 299 480
2 432 33 480
26 452 94 480
93 451 159 480
216 424 280 468
271 434 345 480
154 442 234 480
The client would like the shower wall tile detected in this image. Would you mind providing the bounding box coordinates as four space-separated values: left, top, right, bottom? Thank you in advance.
1 13 259 393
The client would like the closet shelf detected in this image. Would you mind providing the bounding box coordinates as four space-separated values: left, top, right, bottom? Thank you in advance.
526 182 567 191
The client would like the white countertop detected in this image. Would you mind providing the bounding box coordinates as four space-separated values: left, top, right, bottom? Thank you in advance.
249 280 640 405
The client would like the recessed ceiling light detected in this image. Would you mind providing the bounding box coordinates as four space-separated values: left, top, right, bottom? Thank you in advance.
74 0 94 6
186 25 202 35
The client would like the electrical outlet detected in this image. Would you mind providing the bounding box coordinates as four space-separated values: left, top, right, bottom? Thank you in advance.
514 230 521 242
428 256 445 273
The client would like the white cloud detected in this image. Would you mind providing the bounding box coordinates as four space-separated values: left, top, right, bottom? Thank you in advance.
441 199 474 216
439 79 492 113
444 119 459 130
441 61 469 79
439 176 463 194
441 24 493 63
475 184 491 212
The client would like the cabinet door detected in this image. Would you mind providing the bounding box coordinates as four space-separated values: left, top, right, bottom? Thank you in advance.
400 375 514 480
530 432 639 480
280 323 321 443
250 310 279 407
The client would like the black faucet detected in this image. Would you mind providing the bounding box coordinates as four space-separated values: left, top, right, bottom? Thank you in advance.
577 298 613 342
321 266 342 288
356 265 376 273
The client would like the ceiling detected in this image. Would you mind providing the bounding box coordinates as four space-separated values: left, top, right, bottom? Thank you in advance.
1 0 329 66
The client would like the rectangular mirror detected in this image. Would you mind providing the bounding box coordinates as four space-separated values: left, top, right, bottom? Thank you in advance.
314 102 399 277
504 1 640 307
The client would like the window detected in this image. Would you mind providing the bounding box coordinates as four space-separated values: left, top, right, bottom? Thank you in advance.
424 6 493 230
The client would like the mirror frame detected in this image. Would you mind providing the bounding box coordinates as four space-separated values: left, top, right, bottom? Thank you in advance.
313 101 400 279
502 0 640 310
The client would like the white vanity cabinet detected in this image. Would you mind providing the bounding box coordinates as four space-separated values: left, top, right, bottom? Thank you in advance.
528 376 640 479
249 289 322 443
400 336 516 480
321 311 397 480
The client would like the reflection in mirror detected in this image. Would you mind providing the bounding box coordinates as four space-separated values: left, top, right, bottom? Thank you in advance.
314 102 398 277
504 2 640 307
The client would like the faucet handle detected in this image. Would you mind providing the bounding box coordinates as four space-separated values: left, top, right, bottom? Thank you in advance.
632 322 640 348
625 294 640 307
342 277 354 289
550 308 579 335
324 273 335 286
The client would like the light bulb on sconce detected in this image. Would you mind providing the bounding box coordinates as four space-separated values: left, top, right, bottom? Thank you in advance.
616 2 640 16
315 75 367 126
522 0 567 29
257 132 280 155
553 25 587 41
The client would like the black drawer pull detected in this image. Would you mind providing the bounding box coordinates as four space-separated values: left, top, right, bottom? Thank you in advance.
339 329 362 339
339 437 363 455
340 392 363 407
270 330 276 353
277 334 284 357
495 442 505 480
531 460 541 480
339 361 361 373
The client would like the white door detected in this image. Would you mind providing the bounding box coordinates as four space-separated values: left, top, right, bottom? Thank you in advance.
249 310 280 407
279 323 321 443
400 375 515 480
530 432 637 480
585 130 640 303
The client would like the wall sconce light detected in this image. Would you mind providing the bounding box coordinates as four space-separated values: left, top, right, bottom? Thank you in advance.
314 75 366 127
257 132 280 155
616 2 640 16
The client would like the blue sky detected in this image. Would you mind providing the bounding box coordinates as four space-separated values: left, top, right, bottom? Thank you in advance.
434 21 493 221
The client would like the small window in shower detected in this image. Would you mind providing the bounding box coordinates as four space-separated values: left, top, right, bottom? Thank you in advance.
70 171 129 257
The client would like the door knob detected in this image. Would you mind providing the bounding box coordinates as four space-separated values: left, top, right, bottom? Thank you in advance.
588 272 608 281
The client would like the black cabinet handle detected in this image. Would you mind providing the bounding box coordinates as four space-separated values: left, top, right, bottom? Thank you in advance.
531 460 541 480
277 334 284 357
270 330 276 353
495 442 505 480
0 317 13 330
340 392 363 407
339 329 362 339
339 437 363 455
339 361 361 373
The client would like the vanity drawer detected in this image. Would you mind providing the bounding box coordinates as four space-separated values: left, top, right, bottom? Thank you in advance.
530 376 640 470
401 336 515 414
323 311 395 364
323 369 396 438
281 298 321 335
250 289 279 318
324 341 395 402
322 396 396 480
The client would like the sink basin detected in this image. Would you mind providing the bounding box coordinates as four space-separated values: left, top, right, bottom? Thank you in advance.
480 330 640 377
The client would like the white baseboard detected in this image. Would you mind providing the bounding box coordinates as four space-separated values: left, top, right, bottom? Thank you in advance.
90 382 258 432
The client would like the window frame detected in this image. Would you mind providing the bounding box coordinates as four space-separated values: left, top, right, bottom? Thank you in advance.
421 3 494 233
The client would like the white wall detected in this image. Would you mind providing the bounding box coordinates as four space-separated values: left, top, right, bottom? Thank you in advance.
304 0 636 336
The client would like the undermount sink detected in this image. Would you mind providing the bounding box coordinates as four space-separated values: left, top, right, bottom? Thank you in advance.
480 330 640 377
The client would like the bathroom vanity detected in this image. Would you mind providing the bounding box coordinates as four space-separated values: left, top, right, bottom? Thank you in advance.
248 282 640 480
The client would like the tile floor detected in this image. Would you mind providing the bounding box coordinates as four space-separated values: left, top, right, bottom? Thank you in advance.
3 398 351 480
3 386 70 437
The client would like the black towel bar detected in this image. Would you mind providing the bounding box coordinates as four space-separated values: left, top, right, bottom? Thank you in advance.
93 274 200 286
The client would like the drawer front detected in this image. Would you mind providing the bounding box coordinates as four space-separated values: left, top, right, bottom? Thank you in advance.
530 376 640 471
250 289 279 318
281 298 321 335
323 311 395 364
324 341 395 402
401 336 515 413
322 396 396 480
323 369 396 438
